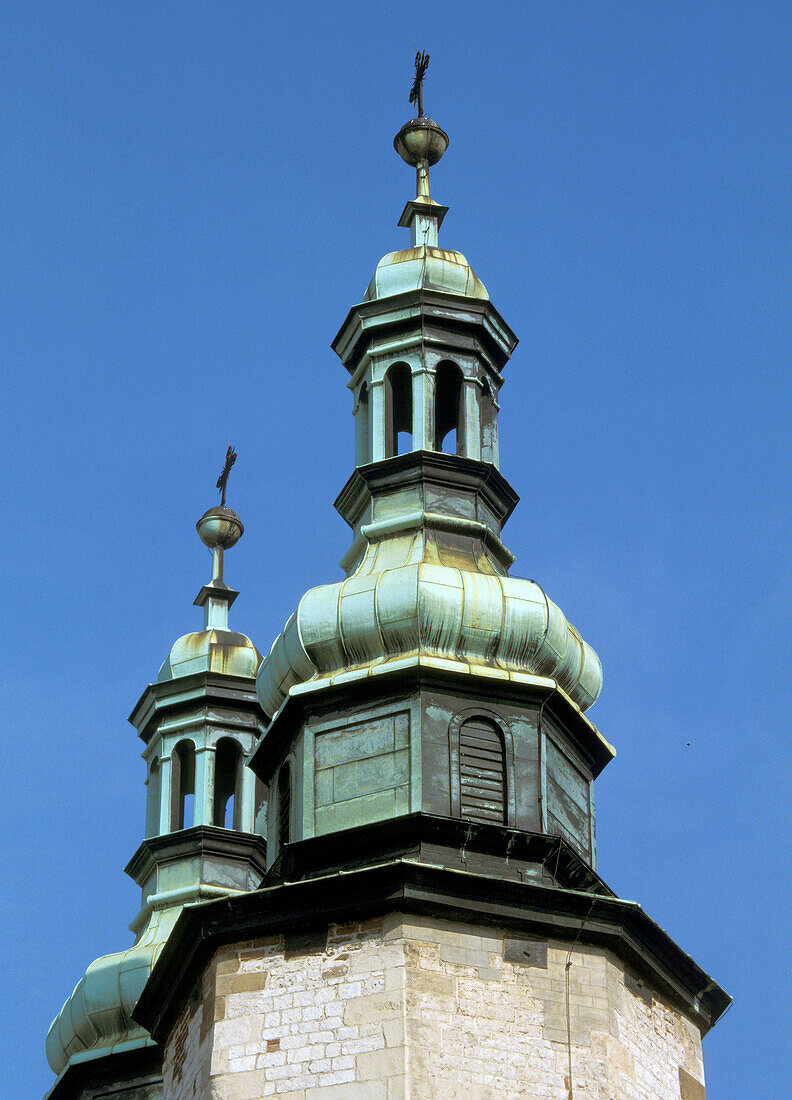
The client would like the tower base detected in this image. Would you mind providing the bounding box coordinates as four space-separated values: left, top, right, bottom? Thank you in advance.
162 913 707 1099
133 858 724 1100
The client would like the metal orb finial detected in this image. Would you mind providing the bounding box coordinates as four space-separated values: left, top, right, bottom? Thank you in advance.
197 445 244 562
395 51 448 201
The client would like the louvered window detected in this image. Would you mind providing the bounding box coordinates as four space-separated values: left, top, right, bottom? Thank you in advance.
459 718 507 824
277 763 291 849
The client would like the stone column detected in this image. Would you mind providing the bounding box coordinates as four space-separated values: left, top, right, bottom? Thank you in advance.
158 756 172 834
487 412 499 467
354 386 369 466
462 380 481 460
369 379 387 461
238 761 256 832
194 746 216 826
480 384 500 466
144 764 160 839
411 365 435 451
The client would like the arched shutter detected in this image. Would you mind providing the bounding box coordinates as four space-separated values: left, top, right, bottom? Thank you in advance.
459 718 506 824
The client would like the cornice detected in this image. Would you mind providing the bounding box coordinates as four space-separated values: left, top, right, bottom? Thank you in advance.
332 289 518 374
129 670 265 743
43 1044 161 1100
133 856 730 1046
334 450 520 530
269 813 613 896
251 660 613 785
124 825 269 886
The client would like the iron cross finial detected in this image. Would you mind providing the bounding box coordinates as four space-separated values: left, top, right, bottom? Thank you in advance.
409 50 430 118
216 444 237 507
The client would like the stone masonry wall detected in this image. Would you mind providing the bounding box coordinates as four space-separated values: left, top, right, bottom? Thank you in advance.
162 961 215 1099
162 914 707 1099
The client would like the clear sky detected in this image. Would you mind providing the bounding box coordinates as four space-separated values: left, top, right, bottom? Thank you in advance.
1 3 789 1096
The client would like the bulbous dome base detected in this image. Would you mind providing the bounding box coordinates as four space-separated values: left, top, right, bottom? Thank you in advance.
45 906 177 1076
256 529 602 721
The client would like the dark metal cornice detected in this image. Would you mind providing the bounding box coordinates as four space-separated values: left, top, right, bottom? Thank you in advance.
124 825 268 885
267 813 614 895
332 288 518 374
132 856 730 1046
128 671 265 743
334 450 520 529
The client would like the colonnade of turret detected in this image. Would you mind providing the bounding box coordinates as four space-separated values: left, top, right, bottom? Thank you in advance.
143 732 262 838
353 353 500 465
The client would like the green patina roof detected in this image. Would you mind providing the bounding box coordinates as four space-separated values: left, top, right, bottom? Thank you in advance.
364 245 489 302
158 628 261 682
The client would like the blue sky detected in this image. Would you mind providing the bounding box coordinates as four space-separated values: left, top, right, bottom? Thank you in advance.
1 2 790 1096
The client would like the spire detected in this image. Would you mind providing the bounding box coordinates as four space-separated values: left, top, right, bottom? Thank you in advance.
256 74 603 731
394 50 449 246
337 67 506 472
158 448 260 685
194 445 243 630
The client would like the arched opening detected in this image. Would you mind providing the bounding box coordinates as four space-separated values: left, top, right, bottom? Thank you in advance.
383 362 412 457
277 762 291 850
480 378 498 464
458 717 506 825
213 738 243 830
145 756 160 838
355 382 370 466
435 361 463 455
171 740 196 831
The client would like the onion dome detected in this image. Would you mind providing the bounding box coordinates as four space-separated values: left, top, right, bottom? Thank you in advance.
158 629 260 681
256 537 602 722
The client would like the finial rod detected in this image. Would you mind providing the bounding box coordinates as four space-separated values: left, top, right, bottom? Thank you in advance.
195 449 245 628
211 545 225 585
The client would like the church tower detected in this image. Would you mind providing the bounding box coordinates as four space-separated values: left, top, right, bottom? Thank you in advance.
45 495 267 1098
45 81 728 1100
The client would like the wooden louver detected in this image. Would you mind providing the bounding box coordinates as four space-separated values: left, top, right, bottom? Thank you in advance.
459 718 507 825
